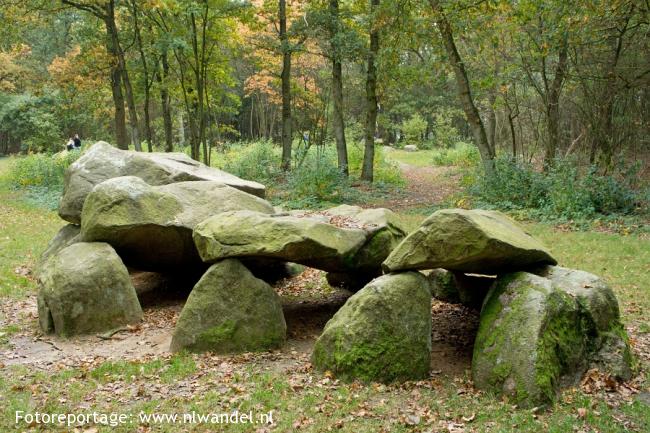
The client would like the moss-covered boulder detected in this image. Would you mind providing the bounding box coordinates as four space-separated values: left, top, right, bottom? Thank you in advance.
533 265 634 379
81 177 274 270
170 259 286 353
59 141 266 224
425 269 494 309
472 267 633 407
34 224 81 278
383 209 556 274
193 210 368 272
37 242 142 336
325 205 409 271
312 272 432 382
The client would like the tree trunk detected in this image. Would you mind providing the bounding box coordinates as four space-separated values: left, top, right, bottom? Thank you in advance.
178 112 185 146
544 35 568 167
279 0 292 171
330 0 348 175
116 31 141 151
62 0 129 149
104 6 129 150
131 0 152 151
430 0 494 176
361 0 380 182
486 92 497 151
158 50 173 152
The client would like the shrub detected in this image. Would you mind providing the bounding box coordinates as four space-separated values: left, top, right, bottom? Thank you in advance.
287 146 354 207
432 108 463 148
7 151 79 189
470 156 644 221
431 142 480 168
5 150 81 210
401 114 428 145
220 140 282 184
191 139 403 208
348 143 404 187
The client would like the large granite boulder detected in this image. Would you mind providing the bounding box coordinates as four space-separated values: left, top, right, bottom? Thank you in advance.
59 141 266 223
533 265 634 379
324 205 408 272
383 209 556 274
193 210 368 272
80 177 274 270
34 224 81 278
472 267 633 407
312 272 432 382
170 259 286 353
323 205 409 290
37 242 142 336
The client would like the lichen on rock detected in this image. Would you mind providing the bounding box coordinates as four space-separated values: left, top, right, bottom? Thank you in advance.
383 208 556 274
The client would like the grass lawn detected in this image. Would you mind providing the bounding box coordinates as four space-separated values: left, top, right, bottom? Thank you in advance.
385 148 437 167
0 156 648 432
0 157 63 298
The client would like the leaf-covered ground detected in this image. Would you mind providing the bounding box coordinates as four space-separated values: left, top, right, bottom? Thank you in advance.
0 156 649 432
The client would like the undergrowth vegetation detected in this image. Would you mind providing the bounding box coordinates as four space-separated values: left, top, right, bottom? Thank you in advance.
467 156 647 223
3 150 81 209
218 140 403 208
430 142 479 167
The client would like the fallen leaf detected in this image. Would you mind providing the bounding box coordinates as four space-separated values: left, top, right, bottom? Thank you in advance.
461 413 475 422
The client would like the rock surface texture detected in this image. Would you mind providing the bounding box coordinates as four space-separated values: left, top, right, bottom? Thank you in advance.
193 210 368 272
80 176 273 270
383 208 557 273
59 141 266 223
35 223 81 278
312 272 432 382
472 266 633 407
170 259 286 353
37 242 142 336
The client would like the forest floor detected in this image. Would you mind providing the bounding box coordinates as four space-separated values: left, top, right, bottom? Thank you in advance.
0 155 649 432
374 155 462 212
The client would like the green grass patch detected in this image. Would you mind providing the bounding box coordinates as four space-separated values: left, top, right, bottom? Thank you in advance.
385 148 437 167
0 158 64 298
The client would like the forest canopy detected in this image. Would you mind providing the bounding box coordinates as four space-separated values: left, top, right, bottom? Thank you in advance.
0 0 648 181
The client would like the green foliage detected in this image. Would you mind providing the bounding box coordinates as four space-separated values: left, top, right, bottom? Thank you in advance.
4 151 80 210
7 152 77 188
0 93 62 153
431 108 463 149
401 113 427 145
220 140 282 184
348 144 404 187
431 142 480 167
470 156 644 221
215 140 403 208
287 146 354 207
344 122 365 144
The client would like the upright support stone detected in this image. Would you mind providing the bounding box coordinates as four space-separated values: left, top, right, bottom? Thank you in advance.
472 267 634 407
312 272 432 383
37 242 142 337
170 259 286 353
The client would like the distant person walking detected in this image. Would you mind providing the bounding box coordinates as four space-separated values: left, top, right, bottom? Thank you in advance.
73 134 81 149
